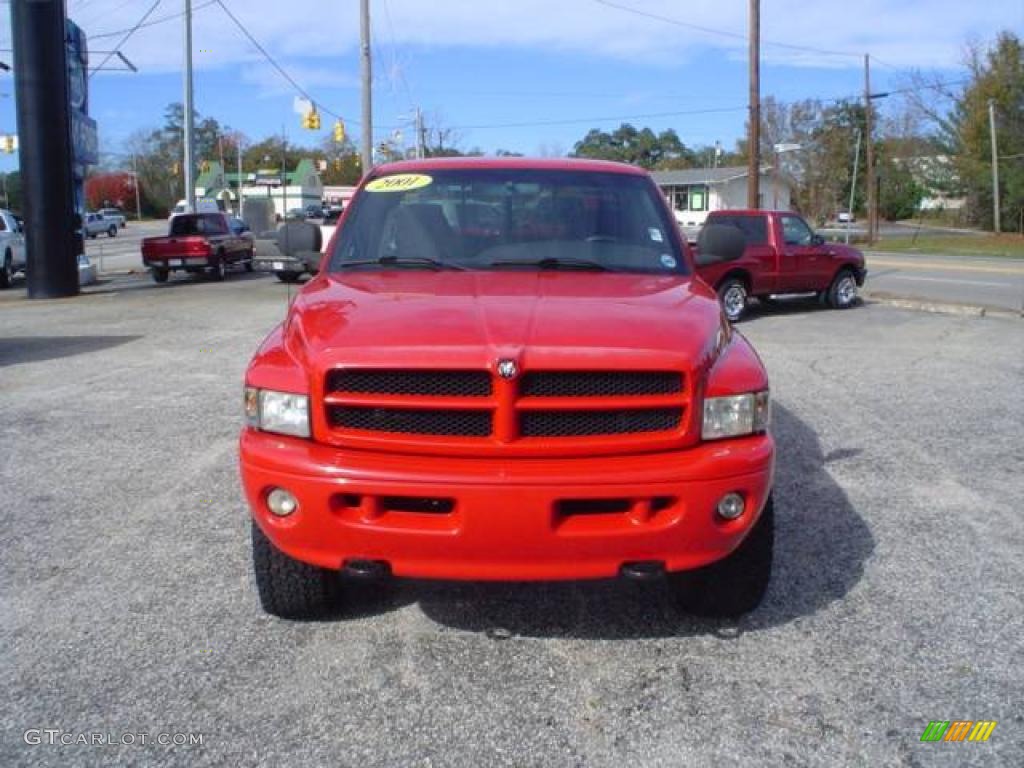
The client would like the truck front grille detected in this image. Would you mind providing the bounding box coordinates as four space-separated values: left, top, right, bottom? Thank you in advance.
327 369 492 397
321 367 690 455
519 408 682 437
328 406 492 437
520 371 682 398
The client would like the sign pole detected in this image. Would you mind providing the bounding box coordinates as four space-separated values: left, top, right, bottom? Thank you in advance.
10 0 79 298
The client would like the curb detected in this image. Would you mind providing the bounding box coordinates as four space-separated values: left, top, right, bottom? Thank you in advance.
863 291 1022 319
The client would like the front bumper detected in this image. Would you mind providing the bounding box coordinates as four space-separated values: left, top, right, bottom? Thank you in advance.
239 429 774 581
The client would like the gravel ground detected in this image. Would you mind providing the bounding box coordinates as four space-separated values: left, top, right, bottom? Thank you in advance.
1 274 1021 767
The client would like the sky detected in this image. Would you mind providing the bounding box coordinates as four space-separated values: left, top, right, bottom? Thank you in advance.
0 0 1020 174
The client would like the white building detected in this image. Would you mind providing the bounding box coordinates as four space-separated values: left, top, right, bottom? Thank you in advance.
651 166 795 233
196 160 324 219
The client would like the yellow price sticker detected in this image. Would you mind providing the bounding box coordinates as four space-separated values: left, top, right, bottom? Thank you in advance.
365 174 433 193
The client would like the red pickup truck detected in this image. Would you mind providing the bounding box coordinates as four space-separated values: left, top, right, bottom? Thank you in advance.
240 158 774 620
141 213 253 283
695 210 867 322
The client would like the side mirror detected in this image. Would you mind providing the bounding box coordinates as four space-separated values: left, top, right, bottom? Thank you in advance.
695 224 746 266
811 233 826 246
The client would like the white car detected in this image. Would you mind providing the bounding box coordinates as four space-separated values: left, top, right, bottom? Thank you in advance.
99 208 127 228
0 208 26 289
84 212 118 239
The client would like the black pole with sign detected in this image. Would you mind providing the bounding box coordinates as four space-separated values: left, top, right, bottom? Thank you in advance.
11 0 79 298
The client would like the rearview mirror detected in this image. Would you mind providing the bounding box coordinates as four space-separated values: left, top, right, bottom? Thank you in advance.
695 224 746 266
811 233 825 246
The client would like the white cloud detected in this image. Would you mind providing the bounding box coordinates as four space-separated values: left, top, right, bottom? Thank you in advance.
43 0 1015 79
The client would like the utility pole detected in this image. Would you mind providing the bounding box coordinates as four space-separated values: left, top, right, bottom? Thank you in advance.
131 152 142 221
11 0 79 298
183 0 196 211
415 107 425 159
846 129 862 245
236 134 244 217
864 53 876 243
747 0 760 208
988 98 1001 233
360 0 373 176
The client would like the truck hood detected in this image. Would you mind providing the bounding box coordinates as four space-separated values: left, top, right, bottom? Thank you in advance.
824 242 866 264
285 271 723 373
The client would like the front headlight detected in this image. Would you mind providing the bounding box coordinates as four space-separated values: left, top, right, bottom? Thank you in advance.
244 387 310 438
702 390 770 440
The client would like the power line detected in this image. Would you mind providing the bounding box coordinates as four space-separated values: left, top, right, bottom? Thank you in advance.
593 0 861 59
90 0 218 40
213 0 355 126
455 105 747 131
89 0 161 80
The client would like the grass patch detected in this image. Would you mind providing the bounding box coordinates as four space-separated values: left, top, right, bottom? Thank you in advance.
869 234 1024 259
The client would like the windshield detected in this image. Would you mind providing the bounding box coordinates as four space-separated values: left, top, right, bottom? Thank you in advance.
329 169 687 274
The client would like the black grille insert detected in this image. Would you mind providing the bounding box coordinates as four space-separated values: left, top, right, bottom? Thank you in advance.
327 369 492 397
520 408 681 437
520 371 682 398
329 406 492 436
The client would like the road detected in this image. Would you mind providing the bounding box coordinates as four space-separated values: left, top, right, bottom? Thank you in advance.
1 274 1021 766
82 219 165 275
864 250 1024 313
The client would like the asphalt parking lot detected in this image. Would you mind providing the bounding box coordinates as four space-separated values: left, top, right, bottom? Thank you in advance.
2 273 1022 767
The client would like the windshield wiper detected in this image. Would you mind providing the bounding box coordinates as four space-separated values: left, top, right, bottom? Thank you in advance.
336 255 466 271
490 257 609 271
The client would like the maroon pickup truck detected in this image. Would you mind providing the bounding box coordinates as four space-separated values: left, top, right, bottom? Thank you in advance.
695 210 866 322
142 213 254 284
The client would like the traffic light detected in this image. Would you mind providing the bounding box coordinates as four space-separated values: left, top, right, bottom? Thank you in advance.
0 135 16 154
302 107 321 131
333 120 345 143
172 162 180 176
200 160 210 173
333 158 342 172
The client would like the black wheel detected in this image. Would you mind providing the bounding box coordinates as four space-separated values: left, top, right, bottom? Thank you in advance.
0 251 11 289
210 255 227 281
151 268 169 284
243 248 254 272
107 225 117 238
826 269 858 309
89 233 97 239
669 494 774 617
251 521 340 618
717 277 748 323
277 271 302 284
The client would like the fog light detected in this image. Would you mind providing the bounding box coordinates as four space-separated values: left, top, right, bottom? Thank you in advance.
716 492 745 520
267 488 299 517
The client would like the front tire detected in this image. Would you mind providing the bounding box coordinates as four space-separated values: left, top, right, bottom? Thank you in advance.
243 248 254 272
669 494 774 617
107 225 117 238
718 277 749 323
826 269 858 309
251 521 340 618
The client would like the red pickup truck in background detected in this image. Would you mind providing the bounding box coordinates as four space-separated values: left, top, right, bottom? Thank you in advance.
141 212 254 284
695 210 867 322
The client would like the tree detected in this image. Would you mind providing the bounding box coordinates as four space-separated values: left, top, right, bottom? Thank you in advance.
2 171 21 213
904 31 1023 230
85 172 137 211
572 124 695 169
126 102 225 215
947 32 1023 230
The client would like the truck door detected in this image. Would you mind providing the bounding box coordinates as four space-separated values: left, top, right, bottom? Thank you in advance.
778 214 830 292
